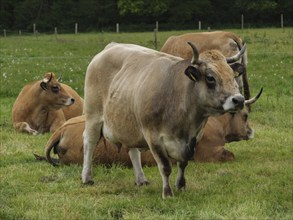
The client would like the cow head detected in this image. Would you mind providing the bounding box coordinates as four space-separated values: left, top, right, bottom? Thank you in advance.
184 42 247 115
39 72 75 110
224 108 252 142
224 88 263 142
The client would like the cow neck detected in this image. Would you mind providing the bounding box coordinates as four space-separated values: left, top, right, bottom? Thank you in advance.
217 114 231 136
161 60 208 140
35 105 50 124
161 60 197 119
33 85 51 121
206 116 226 145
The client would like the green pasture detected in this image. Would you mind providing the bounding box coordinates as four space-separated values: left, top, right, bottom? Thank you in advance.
0 28 293 219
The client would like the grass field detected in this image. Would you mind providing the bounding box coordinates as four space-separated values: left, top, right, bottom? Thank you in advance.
1 28 293 219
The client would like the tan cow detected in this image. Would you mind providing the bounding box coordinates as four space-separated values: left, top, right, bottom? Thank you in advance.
12 72 83 135
34 90 261 167
161 31 250 100
81 42 249 198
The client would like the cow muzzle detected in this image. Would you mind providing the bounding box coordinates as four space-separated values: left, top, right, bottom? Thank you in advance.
247 127 254 139
223 94 245 112
65 98 75 106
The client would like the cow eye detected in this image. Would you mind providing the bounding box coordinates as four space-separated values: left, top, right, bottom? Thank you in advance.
206 74 216 88
51 85 59 93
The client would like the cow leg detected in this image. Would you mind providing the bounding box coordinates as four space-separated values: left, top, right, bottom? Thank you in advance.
82 116 102 184
14 122 38 135
175 161 188 190
220 149 235 162
148 144 173 199
128 148 149 186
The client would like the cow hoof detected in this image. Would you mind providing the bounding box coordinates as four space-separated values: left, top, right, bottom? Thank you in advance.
162 186 174 199
83 180 94 185
135 180 149 186
31 130 39 135
175 177 186 190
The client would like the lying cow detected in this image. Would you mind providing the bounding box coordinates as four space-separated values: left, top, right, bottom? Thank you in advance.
34 89 262 167
12 72 83 135
195 89 262 162
161 31 250 100
81 42 250 198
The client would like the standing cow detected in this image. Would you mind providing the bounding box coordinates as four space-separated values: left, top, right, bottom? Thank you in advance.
12 72 83 135
161 31 250 100
82 42 248 198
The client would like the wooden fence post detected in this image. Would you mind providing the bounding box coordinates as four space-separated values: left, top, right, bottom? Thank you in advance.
198 21 201 30
54 27 58 39
154 28 158 50
3 29 6 37
33 24 36 35
156 21 159 32
241 14 244 29
116 23 119 33
281 14 284 29
75 23 78 34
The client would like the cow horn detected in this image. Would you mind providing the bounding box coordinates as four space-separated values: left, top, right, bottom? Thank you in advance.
43 72 53 83
187 41 202 65
245 88 263 105
57 73 62 82
226 43 247 63
48 72 53 82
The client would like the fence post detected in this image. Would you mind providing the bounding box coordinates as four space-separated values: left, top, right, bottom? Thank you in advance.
116 23 119 33
3 29 6 37
198 21 201 30
54 27 58 39
33 24 36 35
19 30 22 35
75 23 78 34
281 14 284 29
156 21 159 32
154 28 158 50
241 14 244 29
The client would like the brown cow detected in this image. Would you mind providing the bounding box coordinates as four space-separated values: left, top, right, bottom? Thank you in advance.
161 31 250 100
34 89 261 167
12 72 83 135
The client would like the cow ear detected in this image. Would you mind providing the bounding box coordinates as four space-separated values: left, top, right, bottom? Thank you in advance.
40 82 48 90
184 66 201 81
230 63 245 78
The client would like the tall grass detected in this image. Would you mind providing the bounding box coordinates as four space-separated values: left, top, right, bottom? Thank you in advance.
1 28 292 219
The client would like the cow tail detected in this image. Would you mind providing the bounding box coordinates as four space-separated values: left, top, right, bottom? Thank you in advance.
45 132 61 166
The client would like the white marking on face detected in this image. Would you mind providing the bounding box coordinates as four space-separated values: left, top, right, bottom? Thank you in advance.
65 97 74 106
222 93 243 111
223 96 234 111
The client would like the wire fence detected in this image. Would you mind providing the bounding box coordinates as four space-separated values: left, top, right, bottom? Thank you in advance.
1 13 289 38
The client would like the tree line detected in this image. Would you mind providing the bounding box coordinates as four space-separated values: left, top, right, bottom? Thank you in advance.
1 0 292 33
